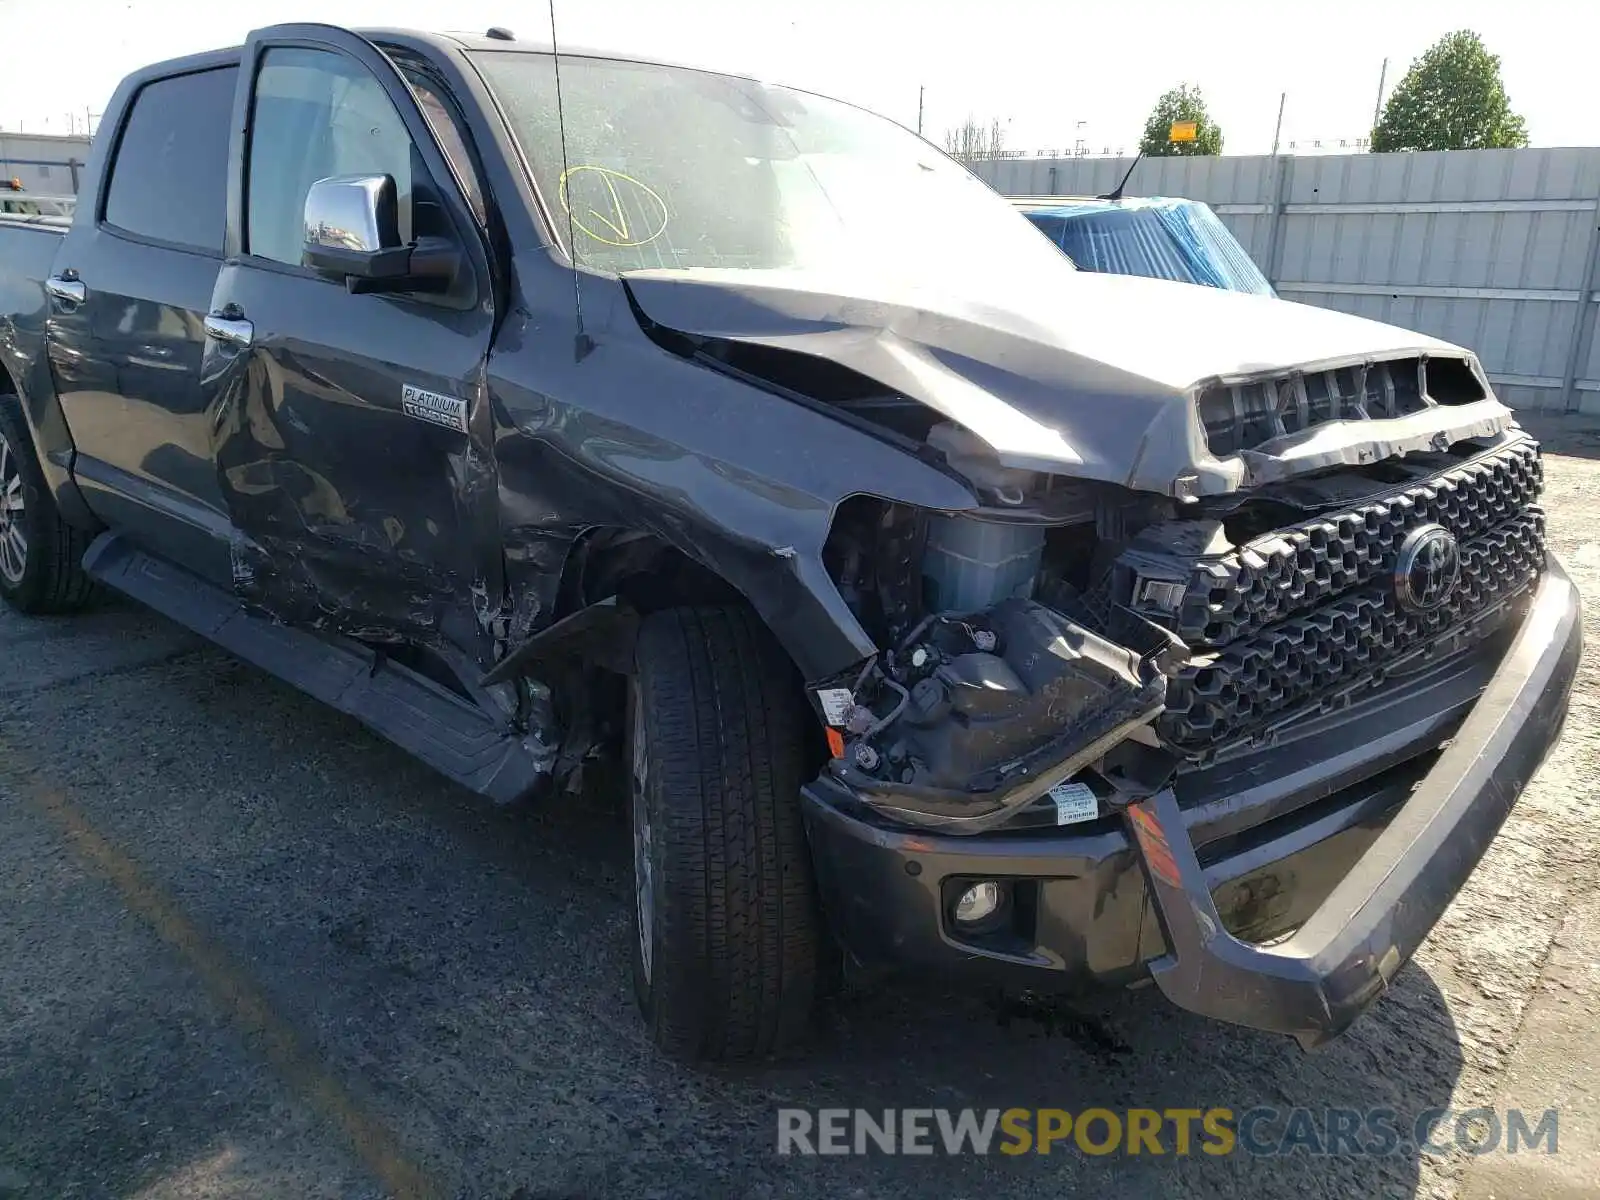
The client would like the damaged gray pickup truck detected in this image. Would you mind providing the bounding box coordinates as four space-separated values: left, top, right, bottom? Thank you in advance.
0 24 1581 1062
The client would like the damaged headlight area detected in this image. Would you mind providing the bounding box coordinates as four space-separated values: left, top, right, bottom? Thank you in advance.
813 425 1544 834
816 481 1186 834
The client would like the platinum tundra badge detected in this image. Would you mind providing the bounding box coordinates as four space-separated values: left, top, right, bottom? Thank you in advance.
401 384 468 433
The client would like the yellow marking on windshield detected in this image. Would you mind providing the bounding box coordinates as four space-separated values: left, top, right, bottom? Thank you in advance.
590 172 630 241
559 165 669 248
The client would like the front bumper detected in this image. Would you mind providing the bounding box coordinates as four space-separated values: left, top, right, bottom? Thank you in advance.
800 555 1581 1047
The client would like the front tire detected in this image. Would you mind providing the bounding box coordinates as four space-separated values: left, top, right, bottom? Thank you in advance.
0 391 95 614
628 605 823 1062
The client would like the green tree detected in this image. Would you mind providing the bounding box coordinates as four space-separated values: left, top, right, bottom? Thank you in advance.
1372 31 1528 151
1137 84 1223 157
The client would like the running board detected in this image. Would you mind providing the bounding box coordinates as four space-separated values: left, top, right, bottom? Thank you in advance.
82 533 549 804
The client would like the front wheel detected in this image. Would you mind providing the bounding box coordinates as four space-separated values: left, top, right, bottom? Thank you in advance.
0 391 96 614
627 605 823 1062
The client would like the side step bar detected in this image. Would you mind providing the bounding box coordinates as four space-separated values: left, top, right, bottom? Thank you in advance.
82 533 549 804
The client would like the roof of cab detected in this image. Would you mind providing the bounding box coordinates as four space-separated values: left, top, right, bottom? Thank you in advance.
124 26 763 100
360 26 757 81
121 44 242 85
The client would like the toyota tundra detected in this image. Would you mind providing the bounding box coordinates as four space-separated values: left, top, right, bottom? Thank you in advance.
0 24 1579 1062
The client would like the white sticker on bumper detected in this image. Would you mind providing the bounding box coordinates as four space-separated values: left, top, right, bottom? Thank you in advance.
1048 781 1100 825
814 688 855 726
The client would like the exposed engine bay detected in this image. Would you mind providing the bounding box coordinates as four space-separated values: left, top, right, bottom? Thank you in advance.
614 275 1545 837
813 406 1545 835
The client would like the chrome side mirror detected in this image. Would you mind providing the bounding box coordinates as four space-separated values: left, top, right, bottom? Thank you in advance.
301 173 461 295
304 174 399 257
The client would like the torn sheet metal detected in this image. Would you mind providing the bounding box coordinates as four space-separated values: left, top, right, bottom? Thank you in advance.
622 266 1509 499
484 292 978 681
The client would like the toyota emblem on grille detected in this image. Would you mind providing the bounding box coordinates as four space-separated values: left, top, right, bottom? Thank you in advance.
1395 524 1461 612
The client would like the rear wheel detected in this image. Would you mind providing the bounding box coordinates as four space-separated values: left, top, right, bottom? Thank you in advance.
627 605 823 1062
0 391 96 614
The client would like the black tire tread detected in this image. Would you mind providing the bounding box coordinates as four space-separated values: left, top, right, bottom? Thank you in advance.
633 604 820 1062
0 391 96 614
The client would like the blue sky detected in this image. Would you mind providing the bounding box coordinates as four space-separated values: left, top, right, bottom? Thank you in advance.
0 0 1592 156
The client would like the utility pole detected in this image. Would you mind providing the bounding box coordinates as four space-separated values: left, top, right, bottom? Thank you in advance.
916 86 924 136
1270 91 1286 159
1371 57 1388 132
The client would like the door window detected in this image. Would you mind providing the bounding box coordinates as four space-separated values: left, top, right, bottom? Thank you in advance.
404 72 485 226
246 48 415 266
102 66 238 253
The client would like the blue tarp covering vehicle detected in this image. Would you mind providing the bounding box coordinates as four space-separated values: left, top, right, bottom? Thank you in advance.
1015 195 1276 297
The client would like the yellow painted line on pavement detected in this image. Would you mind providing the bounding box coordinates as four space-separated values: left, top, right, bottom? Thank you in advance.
0 734 445 1200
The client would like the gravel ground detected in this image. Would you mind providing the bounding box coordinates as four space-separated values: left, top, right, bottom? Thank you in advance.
1 414 1596 1200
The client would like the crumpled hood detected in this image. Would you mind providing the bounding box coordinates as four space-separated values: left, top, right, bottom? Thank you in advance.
622 265 1507 496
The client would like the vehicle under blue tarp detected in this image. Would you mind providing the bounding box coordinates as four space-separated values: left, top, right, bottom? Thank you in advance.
1018 195 1276 297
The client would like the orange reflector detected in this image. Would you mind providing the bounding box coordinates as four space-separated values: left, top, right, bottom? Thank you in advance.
825 727 846 759
1127 801 1183 888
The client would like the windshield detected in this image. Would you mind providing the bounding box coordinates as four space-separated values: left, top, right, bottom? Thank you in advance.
471 51 1070 289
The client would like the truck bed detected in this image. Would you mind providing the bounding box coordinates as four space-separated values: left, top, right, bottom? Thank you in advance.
0 218 68 338
0 213 70 235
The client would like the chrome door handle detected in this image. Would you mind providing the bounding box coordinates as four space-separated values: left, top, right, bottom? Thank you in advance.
45 275 86 304
204 313 254 348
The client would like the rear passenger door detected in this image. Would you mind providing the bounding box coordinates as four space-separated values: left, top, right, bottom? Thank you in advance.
46 61 238 582
201 27 498 650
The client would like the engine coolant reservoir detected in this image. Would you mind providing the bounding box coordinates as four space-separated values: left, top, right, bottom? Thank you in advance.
922 514 1045 613
921 421 1048 612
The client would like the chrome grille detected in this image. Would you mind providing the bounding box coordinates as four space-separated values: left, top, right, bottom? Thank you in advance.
1173 438 1541 648
1159 507 1545 752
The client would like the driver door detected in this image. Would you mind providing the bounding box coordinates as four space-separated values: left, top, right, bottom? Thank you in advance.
201 26 498 653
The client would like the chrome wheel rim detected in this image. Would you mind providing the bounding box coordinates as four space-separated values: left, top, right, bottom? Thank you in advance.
0 430 26 586
630 686 654 983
